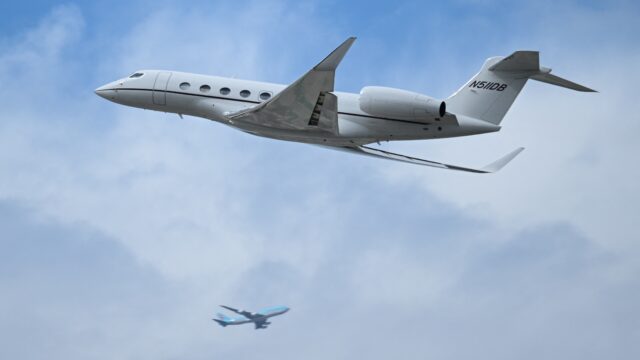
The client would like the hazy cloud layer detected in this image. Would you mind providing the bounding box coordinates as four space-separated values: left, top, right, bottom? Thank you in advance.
0 1 638 359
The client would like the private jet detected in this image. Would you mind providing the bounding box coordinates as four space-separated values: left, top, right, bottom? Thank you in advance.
95 37 595 173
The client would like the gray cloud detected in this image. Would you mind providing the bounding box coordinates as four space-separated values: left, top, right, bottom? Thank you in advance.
0 200 188 359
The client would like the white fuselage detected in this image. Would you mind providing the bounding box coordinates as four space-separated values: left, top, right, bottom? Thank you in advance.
95 70 500 146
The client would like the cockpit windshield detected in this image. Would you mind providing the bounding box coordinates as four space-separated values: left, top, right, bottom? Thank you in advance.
129 72 144 79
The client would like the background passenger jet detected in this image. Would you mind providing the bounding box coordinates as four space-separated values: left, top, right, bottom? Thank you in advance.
95 37 595 173
213 305 290 330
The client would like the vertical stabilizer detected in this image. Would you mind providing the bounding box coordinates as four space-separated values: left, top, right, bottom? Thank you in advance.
446 54 530 125
446 51 595 125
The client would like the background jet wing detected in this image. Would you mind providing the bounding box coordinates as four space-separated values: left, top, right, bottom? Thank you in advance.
334 145 524 173
220 305 255 319
228 37 355 133
254 320 270 329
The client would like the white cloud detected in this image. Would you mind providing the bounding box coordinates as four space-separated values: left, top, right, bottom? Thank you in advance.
1 2 639 359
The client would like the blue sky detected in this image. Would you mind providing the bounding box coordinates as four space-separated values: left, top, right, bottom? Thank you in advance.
1 1 639 359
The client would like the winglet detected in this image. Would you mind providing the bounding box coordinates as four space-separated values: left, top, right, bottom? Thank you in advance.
314 37 356 71
480 147 525 173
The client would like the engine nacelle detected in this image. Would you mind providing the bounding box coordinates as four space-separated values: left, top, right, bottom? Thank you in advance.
359 86 446 121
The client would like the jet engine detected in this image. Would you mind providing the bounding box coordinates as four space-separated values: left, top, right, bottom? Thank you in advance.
359 86 446 121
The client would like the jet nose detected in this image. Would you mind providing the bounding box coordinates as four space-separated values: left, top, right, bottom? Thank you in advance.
95 84 118 101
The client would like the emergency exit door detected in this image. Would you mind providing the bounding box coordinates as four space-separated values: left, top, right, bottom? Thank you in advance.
152 72 172 105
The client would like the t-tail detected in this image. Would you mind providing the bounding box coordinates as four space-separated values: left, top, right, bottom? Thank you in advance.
446 51 596 125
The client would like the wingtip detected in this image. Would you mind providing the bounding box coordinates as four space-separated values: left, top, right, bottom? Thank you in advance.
577 86 598 92
481 147 525 173
314 37 357 71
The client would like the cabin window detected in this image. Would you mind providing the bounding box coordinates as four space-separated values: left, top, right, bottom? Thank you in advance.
240 90 251 98
200 85 211 93
259 92 272 101
220 87 231 95
179 82 191 90
129 72 144 78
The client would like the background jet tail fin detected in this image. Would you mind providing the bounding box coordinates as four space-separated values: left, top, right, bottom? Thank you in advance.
213 319 228 327
214 313 233 327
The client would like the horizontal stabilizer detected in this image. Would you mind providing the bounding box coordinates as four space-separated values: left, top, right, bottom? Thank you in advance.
489 51 540 72
530 72 596 92
334 145 524 173
488 50 596 92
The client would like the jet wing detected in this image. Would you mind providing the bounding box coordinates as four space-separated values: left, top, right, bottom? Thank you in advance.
220 305 255 319
335 145 524 173
228 37 356 134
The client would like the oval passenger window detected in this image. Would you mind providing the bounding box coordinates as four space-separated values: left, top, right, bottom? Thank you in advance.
259 92 271 100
